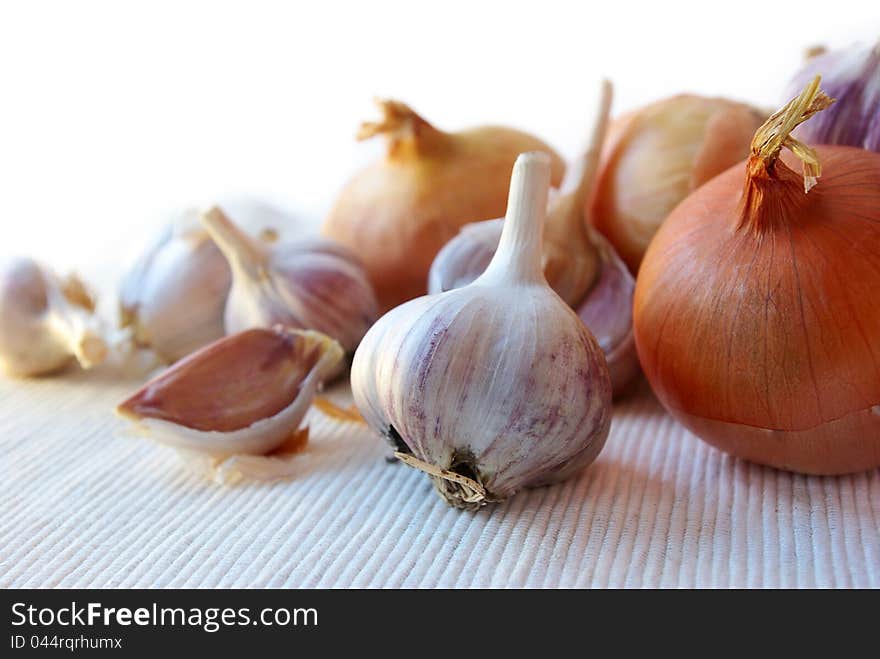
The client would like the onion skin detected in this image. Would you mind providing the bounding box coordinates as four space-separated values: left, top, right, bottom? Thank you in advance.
634 146 880 475
323 100 565 311
591 95 765 273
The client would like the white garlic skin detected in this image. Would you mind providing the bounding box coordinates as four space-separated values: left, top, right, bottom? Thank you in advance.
202 209 379 354
429 220 637 396
0 258 107 377
352 152 612 508
120 211 231 363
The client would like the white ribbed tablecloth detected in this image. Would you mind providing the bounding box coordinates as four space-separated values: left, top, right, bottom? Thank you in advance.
1 369 878 589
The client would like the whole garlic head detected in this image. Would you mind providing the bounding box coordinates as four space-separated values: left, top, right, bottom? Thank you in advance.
200 207 379 354
0 258 107 377
352 152 612 509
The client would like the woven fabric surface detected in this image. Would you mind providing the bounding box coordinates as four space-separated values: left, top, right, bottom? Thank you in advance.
1 370 878 588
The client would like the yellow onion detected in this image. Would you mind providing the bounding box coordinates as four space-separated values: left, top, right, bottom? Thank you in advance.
322 99 565 310
591 94 765 272
634 78 880 475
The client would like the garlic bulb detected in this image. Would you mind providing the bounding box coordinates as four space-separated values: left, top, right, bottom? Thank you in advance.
201 207 379 354
117 327 343 457
429 82 639 395
785 40 880 151
352 152 612 510
0 258 107 377
590 94 766 272
119 210 231 363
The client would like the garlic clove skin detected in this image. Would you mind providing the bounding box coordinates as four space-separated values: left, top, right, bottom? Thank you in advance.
0 258 108 377
200 207 379 355
353 152 612 509
117 327 343 457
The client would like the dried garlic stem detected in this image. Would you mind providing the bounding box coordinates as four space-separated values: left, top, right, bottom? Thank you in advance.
543 80 613 305
480 152 552 285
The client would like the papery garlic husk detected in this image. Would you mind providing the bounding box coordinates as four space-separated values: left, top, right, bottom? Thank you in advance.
0 258 108 377
117 327 343 458
119 210 231 363
201 207 379 355
352 152 613 510
785 40 880 151
322 99 566 311
429 81 639 396
591 94 766 272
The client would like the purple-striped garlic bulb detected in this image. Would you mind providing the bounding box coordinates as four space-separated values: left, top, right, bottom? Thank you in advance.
351 152 612 510
786 40 880 152
429 81 638 395
200 207 379 355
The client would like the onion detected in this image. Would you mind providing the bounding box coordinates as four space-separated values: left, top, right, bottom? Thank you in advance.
322 99 565 310
633 78 880 475
590 94 765 272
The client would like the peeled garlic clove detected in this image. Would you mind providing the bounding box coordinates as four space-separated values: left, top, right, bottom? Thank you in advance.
200 207 379 354
429 82 637 396
0 258 108 377
353 152 612 510
117 327 343 457
119 210 232 363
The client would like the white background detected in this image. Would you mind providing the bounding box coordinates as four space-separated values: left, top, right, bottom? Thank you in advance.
1 0 877 275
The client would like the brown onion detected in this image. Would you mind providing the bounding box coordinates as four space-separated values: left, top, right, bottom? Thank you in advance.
322 99 565 310
591 94 765 273
634 78 880 475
